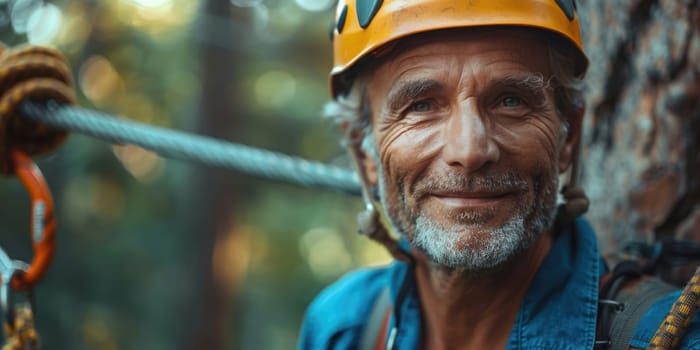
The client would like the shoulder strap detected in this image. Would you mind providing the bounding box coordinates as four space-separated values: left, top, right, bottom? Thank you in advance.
608 278 677 350
360 287 393 350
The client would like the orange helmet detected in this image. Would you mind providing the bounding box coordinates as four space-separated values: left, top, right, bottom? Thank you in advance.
329 0 589 97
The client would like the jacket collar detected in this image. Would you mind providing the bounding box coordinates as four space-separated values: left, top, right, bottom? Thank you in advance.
507 218 604 349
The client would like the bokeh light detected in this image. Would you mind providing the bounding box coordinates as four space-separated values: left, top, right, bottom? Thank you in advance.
250 3 269 34
10 0 41 33
125 0 173 9
212 225 252 292
299 227 351 281
81 308 119 350
264 2 305 42
63 175 126 230
254 70 297 109
112 145 165 183
294 0 334 12
26 2 62 44
79 55 123 107
115 0 196 34
55 6 90 53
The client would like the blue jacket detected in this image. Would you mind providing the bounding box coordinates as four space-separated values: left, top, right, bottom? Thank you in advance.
299 218 700 349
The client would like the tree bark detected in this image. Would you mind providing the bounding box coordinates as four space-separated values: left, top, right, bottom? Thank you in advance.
578 0 700 280
180 1 252 349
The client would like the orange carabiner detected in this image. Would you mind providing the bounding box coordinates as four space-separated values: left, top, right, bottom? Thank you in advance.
9 150 56 291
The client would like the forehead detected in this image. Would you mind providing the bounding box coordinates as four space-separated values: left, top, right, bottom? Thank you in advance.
364 27 553 87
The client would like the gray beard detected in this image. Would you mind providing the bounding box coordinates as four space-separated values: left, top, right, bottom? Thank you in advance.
413 212 527 270
411 188 557 270
371 158 558 272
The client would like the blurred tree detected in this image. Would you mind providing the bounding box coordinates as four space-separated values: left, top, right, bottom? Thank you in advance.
178 1 253 349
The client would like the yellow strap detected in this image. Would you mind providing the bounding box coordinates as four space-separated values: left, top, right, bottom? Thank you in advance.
2 304 39 350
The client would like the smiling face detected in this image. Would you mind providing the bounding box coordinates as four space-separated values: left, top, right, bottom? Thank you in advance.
357 28 579 270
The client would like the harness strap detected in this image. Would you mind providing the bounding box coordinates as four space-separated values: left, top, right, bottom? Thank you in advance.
597 261 645 348
608 278 677 350
360 287 392 350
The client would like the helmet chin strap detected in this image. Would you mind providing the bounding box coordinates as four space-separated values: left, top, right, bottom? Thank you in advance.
567 132 581 189
554 135 590 230
349 145 413 263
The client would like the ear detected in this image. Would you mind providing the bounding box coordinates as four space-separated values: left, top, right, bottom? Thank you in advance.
348 128 379 187
558 107 584 173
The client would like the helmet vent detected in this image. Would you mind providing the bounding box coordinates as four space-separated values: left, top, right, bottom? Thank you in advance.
356 0 383 29
555 0 576 21
329 4 348 41
337 4 348 34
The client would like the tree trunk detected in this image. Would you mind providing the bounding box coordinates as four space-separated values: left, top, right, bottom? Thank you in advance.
578 0 700 281
180 1 252 349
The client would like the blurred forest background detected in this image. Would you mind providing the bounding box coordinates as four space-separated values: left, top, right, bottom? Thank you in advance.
0 0 390 349
0 0 697 349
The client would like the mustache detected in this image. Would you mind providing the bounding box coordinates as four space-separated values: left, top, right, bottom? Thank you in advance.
413 171 529 198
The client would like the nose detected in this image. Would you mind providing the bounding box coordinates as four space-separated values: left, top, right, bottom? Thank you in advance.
441 101 499 172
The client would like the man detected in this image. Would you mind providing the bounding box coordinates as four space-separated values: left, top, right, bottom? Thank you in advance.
300 1 700 349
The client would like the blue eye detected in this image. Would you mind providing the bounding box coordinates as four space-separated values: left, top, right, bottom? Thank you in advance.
501 96 523 107
410 100 432 112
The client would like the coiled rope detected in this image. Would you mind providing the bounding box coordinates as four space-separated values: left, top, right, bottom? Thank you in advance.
19 101 361 195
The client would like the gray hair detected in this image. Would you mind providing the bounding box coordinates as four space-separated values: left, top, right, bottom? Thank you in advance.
322 42 585 146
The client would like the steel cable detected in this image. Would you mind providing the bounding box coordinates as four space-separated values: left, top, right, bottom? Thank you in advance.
20 101 362 195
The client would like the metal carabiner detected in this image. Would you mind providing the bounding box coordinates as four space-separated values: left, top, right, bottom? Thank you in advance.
0 245 29 325
8 150 56 291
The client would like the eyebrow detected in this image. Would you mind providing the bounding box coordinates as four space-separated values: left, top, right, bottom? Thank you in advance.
385 79 444 112
487 74 549 105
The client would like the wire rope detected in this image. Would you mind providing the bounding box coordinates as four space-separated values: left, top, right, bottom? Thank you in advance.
20 101 362 195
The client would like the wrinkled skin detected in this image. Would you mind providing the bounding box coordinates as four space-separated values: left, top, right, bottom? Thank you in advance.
356 28 579 271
